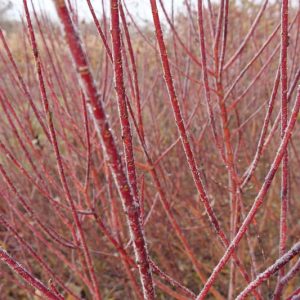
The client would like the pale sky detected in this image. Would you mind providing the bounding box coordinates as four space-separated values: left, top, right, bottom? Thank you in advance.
7 0 196 23
6 0 299 24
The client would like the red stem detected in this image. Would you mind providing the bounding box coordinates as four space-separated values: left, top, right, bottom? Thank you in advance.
0 247 64 300
196 88 300 299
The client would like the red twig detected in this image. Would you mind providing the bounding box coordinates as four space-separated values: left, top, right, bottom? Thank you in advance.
0 247 64 300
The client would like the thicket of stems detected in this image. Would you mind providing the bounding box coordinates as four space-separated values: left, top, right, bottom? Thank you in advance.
0 0 300 299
